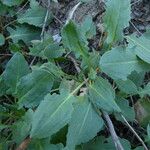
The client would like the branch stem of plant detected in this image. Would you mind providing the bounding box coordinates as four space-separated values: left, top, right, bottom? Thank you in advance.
102 111 124 150
68 54 123 150
16 137 31 150
40 0 51 41
30 0 50 67
121 115 148 150
129 21 142 36
65 2 81 24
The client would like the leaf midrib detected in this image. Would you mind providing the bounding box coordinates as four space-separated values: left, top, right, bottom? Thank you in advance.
102 60 138 66
78 103 91 137
127 36 150 54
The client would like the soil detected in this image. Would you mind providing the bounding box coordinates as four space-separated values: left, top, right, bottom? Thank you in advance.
48 0 150 36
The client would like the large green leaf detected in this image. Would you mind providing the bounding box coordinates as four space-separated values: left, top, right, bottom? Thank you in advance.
61 21 89 58
127 35 150 64
7 25 40 44
104 0 131 44
18 0 51 27
30 82 84 138
89 77 120 112
2 53 30 94
66 96 104 150
100 47 150 80
17 63 62 108
1 0 24 6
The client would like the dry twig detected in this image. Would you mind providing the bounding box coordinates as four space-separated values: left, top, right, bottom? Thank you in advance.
121 115 148 150
16 137 31 150
103 111 124 150
65 2 81 25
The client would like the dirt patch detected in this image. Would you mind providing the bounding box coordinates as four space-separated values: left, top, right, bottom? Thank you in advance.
49 0 150 37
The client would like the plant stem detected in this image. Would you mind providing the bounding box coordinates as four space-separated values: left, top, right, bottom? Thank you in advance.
40 0 51 41
103 111 124 150
16 137 31 150
65 2 81 25
121 115 148 150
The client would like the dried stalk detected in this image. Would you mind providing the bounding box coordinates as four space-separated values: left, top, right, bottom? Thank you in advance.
121 115 148 150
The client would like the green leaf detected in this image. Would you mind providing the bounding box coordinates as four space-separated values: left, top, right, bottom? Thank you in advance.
80 0 92 2
100 47 150 80
30 82 84 138
0 2 10 15
0 124 9 132
18 0 51 27
134 147 144 150
44 43 65 59
89 77 120 112
80 15 96 39
12 109 33 143
61 21 89 58
147 124 150 141
0 33 5 46
83 136 131 150
1 0 24 6
30 39 65 59
29 38 53 57
115 97 135 122
66 96 104 150
2 53 30 94
81 51 100 70
139 82 150 97
17 63 59 108
28 139 63 150
0 76 8 96
7 25 40 44
127 35 150 64
104 0 131 44
116 79 138 94
128 71 145 87
9 43 21 52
